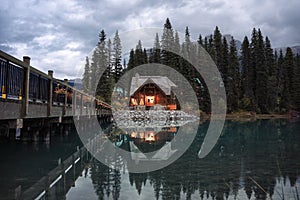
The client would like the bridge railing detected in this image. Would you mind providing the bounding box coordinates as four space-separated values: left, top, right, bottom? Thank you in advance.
0 57 24 100
0 50 112 119
29 71 49 102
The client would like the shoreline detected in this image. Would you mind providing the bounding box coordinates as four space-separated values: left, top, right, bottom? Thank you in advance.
225 113 289 120
200 112 292 121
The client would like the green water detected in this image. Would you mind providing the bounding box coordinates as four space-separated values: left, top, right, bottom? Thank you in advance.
0 129 82 200
66 119 300 200
1 119 299 200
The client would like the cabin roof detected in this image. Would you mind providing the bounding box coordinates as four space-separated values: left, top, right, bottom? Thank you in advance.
130 74 177 96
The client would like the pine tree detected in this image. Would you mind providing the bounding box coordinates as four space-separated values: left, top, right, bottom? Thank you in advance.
204 36 208 52
293 54 300 110
127 49 135 71
285 47 294 103
196 38 210 113
240 36 253 110
95 30 112 102
153 33 161 63
164 18 172 29
90 47 99 93
249 28 258 110
134 40 144 66
107 38 113 77
274 50 280 110
221 36 231 112
281 47 294 111
143 48 148 64
82 56 91 93
173 31 181 73
124 49 135 96
221 36 228 84
255 29 268 113
113 30 122 82
161 18 175 67
148 48 154 63
174 31 180 54
97 30 108 81
213 26 223 71
198 34 203 47
182 26 194 82
89 30 107 93
208 35 215 62
277 50 284 89
264 36 277 112
183 26 191 58
228 36 240 112
277 49 287 111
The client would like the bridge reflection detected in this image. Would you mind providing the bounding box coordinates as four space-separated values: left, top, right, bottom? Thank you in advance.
10 119 300 200
20 146 90 200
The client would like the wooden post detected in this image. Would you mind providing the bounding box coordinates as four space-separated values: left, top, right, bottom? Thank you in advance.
21 56 30 118
72 90 77 116
80 94 83 116
1 60 9 99
47 70 53 117
90 97 93 116
63 79 68 116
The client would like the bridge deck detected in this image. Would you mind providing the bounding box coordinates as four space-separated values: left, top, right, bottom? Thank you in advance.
0 50 112 123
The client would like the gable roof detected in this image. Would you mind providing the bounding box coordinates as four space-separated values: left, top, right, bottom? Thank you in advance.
130 74 177 96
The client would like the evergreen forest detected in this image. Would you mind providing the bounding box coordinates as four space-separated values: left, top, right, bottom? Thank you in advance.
82 18 300 114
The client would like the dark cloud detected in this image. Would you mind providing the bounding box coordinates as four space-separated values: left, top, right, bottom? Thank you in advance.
244 0 300 47
0 0 299 79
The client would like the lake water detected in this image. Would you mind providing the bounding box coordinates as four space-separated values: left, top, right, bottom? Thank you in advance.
0 127 82 200
1 119 300 200
67 119 300 200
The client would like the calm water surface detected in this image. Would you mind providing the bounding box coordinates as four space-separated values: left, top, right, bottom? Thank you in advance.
66 119 300 200
0 127 82 200
1 119 300 200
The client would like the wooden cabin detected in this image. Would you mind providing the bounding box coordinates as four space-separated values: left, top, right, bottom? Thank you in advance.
129 73 178 110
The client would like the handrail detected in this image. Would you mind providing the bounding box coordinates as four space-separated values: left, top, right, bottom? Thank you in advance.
0 50 51 78
0 50 112 113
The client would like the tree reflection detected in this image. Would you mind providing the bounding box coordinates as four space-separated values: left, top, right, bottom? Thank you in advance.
91 159 121 200
89 119 300 200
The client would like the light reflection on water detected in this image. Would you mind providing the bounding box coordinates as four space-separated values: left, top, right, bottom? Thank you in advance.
67 119 300 200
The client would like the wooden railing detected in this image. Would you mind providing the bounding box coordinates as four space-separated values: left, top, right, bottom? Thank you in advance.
0 50 111 119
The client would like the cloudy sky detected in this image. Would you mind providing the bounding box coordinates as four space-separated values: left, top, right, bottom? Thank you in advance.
1 0 299 79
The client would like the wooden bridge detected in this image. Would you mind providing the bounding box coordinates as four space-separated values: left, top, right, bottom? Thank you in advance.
0 50 112 140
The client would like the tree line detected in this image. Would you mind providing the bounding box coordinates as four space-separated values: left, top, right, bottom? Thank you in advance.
82 30 124 102
82 18 300 114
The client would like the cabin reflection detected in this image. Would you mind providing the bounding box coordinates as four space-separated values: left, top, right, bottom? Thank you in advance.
88 120 300 200
124 126 177 153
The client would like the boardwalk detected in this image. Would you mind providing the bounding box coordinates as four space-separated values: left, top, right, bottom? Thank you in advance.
0 50 112 140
